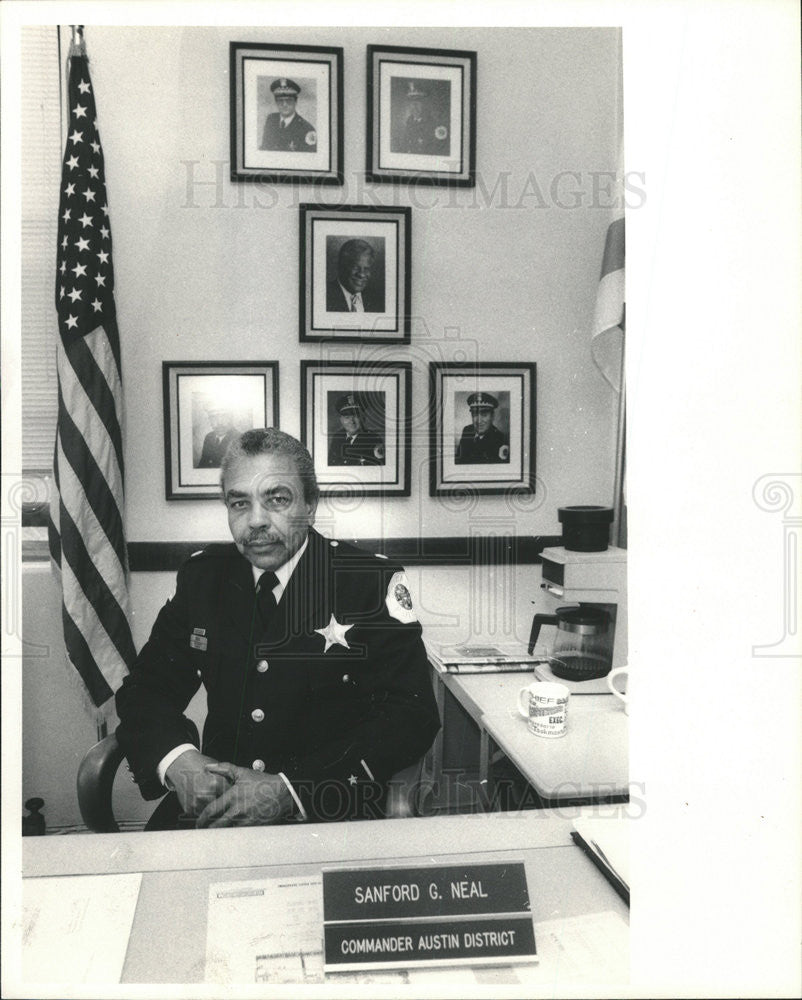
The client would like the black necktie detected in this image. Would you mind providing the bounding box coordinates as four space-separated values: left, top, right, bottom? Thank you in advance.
256 571 279 627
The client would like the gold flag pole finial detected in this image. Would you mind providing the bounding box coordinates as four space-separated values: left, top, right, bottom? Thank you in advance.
69 25 86 57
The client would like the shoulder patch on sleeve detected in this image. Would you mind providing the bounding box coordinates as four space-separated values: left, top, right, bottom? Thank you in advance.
385 571 418 623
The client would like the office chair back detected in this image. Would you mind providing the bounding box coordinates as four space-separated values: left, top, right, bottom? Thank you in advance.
77 734 432 831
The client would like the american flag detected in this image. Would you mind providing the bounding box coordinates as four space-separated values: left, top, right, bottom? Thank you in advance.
48 34 136 724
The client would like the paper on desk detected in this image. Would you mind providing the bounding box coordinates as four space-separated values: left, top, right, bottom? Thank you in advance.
206 875 627 988
206 875 325 984
22 872 142 984
207 875 472 985
523 910 629 986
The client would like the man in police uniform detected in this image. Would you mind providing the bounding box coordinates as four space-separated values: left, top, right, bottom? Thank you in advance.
396 80 450 156
455 392 510 464
116 429 438 828
327 394 385 466
197 405 239 469
260 78 317 152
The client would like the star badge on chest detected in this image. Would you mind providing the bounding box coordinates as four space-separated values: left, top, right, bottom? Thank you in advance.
315 613 353 653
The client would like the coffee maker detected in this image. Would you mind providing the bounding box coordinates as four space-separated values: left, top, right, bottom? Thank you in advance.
534 545 628 672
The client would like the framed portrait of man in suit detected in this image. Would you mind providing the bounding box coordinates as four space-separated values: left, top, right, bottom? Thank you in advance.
300 204 411 344
229 42 343 185
429 361 537 496
301 360 412 497
162 361 279 499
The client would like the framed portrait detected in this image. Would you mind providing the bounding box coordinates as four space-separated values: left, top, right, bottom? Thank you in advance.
366 45 477 186
300 204 411 343
162 361 279 500
229 42 343 184
429 362 536 496
301 360 412 497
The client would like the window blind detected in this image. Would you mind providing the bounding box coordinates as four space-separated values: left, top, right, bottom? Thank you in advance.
21 25 62 472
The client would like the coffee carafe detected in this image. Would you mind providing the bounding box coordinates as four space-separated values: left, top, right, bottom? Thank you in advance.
528 604 614 681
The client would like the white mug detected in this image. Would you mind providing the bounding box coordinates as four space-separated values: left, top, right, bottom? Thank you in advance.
517 680 570 738
606 666 629 713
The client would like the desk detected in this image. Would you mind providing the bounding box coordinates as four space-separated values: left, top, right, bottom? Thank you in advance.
431 668 629 806
22 813 628 987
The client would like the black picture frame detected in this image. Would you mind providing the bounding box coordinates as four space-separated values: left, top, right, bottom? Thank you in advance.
367 44 477 187
429 362 536 496
299 204 412 343
301 360 412 497
163 361 279 500
229 42 343 185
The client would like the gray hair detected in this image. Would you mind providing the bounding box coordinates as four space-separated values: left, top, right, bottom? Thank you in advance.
220 428 320 506
338 239 375 271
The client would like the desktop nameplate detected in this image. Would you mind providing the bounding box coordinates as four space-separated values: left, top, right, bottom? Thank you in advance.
322 862 537 971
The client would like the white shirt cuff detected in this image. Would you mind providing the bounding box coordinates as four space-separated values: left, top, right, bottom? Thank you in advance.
157 744 197 788
278 772 307 821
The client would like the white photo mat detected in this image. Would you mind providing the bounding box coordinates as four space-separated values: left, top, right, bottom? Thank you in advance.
439 372 528 485
310 218 400 336
242 56 331 173
175 373 269 488
310 370 402 487
378 60 464 174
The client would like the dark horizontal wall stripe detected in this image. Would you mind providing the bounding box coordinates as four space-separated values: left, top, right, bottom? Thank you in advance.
128 542 212 572
22 504 51 527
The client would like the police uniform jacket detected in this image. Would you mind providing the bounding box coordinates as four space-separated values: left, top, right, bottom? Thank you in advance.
260 112 317 152
455 423 510 464
115 529 440 821
401 112 449 156
198 428 239 469
327 429 385 466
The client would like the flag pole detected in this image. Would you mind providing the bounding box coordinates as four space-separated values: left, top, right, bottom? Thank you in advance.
611 311 626 548
70 24 85 57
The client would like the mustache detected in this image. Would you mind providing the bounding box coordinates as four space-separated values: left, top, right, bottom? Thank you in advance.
243 531 282 545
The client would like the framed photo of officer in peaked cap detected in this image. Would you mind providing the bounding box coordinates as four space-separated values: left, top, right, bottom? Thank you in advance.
163 361 280 500
230 42 343 184
327 392 387 469
301 360 412 497
454 391 510 466
260 77 318 154
367 45 476 186
429 362 537 496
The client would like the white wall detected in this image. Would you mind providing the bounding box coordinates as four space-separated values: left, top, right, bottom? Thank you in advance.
74 25 622 542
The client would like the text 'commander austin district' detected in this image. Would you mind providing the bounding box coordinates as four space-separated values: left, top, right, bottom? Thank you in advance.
116 429 440 829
